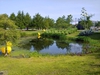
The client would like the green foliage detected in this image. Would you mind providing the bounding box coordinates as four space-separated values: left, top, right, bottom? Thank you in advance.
0 29 21 43
66 14 73 24
41 32 66 40
43 17 55 29
0 14 17 29
0 14 21 44
16 11 25 29
23 13 31 30
9 13 16 21
55 15 73 29
80 7 94 29
95 21 100 27
32 13 44 29
41 28 77 40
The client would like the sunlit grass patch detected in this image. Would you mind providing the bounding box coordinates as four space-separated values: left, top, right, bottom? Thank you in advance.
0 55 100 75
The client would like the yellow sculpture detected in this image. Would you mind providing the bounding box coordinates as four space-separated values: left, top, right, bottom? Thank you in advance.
38 32 40 36
38 32 41 39
1 46 11 54
0 41 12 55
38 35 41 39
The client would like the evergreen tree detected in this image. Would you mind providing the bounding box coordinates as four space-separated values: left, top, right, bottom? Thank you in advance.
24 12 31 30
16 11 25 29
32 13 44 29
43 17 55 29
9 13 16 21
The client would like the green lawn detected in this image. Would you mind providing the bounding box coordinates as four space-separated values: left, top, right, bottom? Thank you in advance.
0 30 100 75
0 53 100 75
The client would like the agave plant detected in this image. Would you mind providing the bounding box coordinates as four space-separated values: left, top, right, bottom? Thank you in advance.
79 30 94 36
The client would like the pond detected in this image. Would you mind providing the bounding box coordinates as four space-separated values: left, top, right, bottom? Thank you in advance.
20 38 83 55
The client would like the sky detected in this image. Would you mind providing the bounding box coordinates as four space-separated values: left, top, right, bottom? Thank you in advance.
0 0 100 21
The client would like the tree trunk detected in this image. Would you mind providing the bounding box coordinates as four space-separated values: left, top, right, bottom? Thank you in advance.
26 26 29 31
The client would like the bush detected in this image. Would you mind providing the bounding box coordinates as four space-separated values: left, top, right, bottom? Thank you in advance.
41 32 66 40
79 30 94 36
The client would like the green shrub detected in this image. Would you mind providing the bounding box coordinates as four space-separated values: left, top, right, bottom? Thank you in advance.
79 30 94 36
41 32 66 40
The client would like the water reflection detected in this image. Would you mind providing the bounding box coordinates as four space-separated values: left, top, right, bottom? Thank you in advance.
30 38 54 51
29 38 83 55
30 45 35 52
56 41 69 49
69 43 82 54
39 41 67 55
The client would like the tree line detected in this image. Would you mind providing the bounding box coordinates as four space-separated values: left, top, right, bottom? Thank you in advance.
1 11 74 30
0 11 74 44
0 8 100 31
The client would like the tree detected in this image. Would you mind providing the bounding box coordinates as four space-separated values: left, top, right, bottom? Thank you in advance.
16 11 25 29
80 7 94 29
32 13 44 29
0 14 20 55
66 14 73 24
95 21 100 27
48 18 55 28
43 17 49 29
56 15 71 29
24 13 31 30
9 13 16 21
0 14 17 29
43 17 55 29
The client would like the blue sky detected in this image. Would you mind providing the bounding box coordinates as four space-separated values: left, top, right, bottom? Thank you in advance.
0 0 100 21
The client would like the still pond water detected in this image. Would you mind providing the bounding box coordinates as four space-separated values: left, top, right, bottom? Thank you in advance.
21 38 83 55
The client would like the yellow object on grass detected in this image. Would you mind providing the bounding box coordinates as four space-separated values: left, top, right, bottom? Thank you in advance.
0 46 12 54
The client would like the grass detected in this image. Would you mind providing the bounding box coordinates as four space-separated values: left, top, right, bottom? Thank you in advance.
0 30 100 75
88 32 100 40
0 53 100 75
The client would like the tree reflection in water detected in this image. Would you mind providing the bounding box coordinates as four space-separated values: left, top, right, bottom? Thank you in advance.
20 38 83 55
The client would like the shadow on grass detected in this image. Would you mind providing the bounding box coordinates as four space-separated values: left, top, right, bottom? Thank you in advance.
88 32 100 41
